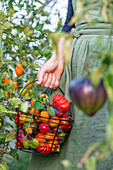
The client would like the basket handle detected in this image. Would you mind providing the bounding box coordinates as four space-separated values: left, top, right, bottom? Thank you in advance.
19 79 65 98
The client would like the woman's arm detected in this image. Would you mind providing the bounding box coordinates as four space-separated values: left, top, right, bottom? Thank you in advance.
37 0 75 89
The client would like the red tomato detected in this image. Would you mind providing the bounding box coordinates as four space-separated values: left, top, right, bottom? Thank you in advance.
36 143 50 154
53 94 70 113
60 117 70 131
39 123 50 134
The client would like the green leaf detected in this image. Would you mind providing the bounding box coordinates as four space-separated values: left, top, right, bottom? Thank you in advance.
33 63 40 68
35 24 44 31
5 132 15 142
0 132 6 139
86 156 96 170
104 73 113 103
0 89 6 98
7 6 14 17
47 106 55 116
7 79 15 94
24 27 34 37
0 10 6 22
8 98 22 108
0 103 8 112
1 21 14 30
34 102 44 110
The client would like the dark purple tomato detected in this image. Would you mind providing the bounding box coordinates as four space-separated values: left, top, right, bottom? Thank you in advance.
69 77 107 116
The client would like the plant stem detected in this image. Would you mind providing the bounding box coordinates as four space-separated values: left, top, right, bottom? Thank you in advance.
77 140 105 169
0 26 4 65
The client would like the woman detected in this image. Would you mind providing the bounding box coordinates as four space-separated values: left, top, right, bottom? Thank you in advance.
29 0 113 169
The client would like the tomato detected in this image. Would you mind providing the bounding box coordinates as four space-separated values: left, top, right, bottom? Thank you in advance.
32 138 39 147
13 81 17 90
53 94 70 113
23 124 33 134
58 132 66 144
15 114 26 127
49 116 60 127
35 133 46 143
0 163 8 170
40 111 49 123
36 143 50 154
15 141 23 148
45 133 59 141
48 140 59 148
19 88 27 96
4 90 10 99
31 98 38 106
62 114 68 118
25 80 32 90
29 143 37 149
15 63 23 76
39 123 50 134
48 143 56 152
23 140 29 148
60 117 70 131
4 76 9 85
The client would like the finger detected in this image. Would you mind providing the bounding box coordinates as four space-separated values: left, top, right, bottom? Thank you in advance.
37 67 46 85
53 78 59 89
49 74 56 89
44 73 53 88
41 73 49 86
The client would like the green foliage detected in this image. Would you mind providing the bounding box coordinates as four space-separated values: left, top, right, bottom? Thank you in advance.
0 0 63 168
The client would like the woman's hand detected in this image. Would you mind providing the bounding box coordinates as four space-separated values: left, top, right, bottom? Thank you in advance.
37 36 65 89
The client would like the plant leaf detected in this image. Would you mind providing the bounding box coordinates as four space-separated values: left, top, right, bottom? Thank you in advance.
47 106 55 116
34 102 44 110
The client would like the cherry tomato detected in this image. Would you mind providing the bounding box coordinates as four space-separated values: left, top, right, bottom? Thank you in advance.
39 123 50 134
32 138 39 147
23 140 29 148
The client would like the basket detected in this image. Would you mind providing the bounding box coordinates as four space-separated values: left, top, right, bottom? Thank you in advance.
15 80 73 156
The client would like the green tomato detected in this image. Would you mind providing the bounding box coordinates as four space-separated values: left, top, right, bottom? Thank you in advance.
32 138 39 147
29 143 36 149
25 116 33 123
0 163 9 170
23 140 29 148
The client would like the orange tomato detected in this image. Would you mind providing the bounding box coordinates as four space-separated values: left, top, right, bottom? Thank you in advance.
25 127 32 134
4 76 9 85
13 81 17 90
45 133 59 141
4 90 10 99
29 107 39 115
29 107 35 115
15 114 26 127
35 133 46 143
48 140 59 148
48 143 56 152
49 116 60 127
40 111 49 123
31 98 38 106
15 63 23 76
15 141 23 148
19 114 26 125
